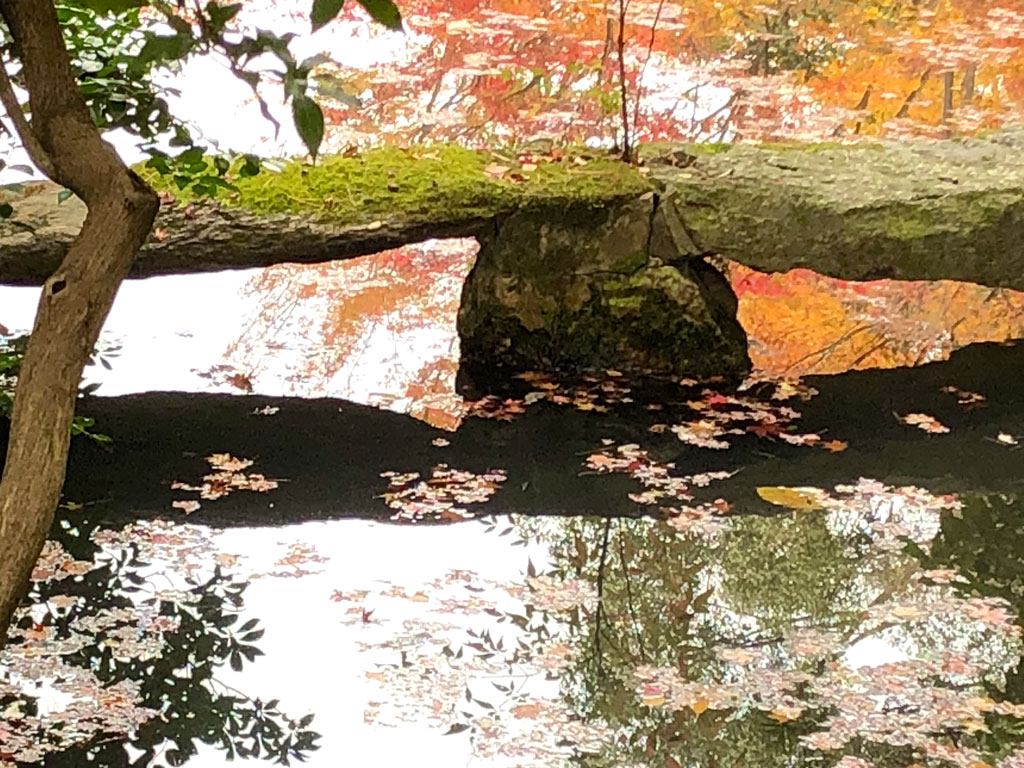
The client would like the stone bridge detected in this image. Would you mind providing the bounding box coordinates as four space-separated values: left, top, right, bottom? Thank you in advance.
2 129 1023 384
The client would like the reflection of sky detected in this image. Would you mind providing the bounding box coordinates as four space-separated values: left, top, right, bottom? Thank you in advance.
147 519 555 768
0 272 254 397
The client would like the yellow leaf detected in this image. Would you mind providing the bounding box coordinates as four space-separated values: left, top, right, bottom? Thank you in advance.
961 718 990 734
768 705 804 723
641 693 665 707
690 697 709 715
756 486 826 510
483 163 511 179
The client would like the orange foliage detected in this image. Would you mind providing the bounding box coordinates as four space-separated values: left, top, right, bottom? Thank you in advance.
732 262 1024 377
308 0 1024 146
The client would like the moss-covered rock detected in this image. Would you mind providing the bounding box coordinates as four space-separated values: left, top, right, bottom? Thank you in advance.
456 197 749 390
647 127 1024 290
138 145 652 225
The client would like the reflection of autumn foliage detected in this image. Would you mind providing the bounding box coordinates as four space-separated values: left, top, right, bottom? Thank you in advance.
732 262 1024 377
222 239 476 427
306 0 1024 147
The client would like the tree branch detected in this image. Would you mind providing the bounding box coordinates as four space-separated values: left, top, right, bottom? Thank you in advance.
0 59 55 179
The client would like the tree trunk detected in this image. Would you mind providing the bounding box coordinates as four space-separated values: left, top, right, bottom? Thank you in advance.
0 0 159 645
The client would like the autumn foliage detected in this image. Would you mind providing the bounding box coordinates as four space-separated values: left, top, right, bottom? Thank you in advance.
313 0 1024 146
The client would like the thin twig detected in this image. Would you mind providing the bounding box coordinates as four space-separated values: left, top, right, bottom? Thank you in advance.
896 69 931 119
592 517 612 673
617 519 647 661
616 0 630 162
631 0 665 145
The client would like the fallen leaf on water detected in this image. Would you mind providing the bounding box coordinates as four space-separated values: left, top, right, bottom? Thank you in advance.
642 692 665 707
431 437 450 447
821 439 848 452
171 500 201 515
225 372 252 392
996 433 1020 446
511 703 541 718
897 412 950 434
718 647 759 665
942 386 986 408
207 453 254 472
756 486 826 510
768 705 803 723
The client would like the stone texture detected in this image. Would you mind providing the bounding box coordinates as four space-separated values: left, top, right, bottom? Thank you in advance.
0 181 490 285
456 196 750 389
647 126 1024 290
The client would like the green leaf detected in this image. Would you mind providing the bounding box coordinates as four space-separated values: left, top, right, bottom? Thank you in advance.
137 32 193 64
145 155 171 175
166 15 193 35
206 1 242 32
64 0 147 13
291 94 324 161
357 0 401 30
315 74 363 107
57 188 75 204
177 146 205 165
0 203 13 219
238 154 261 177
310 0 344 32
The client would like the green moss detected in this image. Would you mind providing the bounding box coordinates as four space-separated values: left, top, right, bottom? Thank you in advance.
757 139 885 153
137 145 651 225
460 261 747 379
610 249 648 275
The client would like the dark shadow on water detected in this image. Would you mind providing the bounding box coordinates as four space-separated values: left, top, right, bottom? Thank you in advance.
32 339 1024 528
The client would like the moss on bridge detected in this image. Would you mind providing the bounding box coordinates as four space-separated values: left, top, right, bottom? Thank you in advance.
138 145 652 226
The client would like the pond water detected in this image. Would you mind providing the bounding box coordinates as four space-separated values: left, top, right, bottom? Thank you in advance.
3 241 1024 768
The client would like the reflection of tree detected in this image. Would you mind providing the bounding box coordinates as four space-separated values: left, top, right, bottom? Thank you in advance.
922 492 1024 760
718 511 859 631
1 513 319 767
533 515 822 768
515 482 1024 768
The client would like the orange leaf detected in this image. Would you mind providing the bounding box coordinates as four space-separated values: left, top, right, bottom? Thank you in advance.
511 703 541 718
